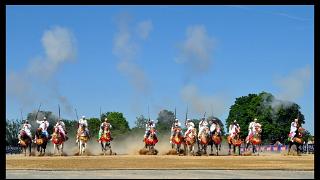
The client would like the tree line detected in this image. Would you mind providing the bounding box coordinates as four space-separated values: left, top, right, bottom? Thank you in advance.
6 91 312 146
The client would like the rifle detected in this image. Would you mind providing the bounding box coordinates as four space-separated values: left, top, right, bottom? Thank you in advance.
75 108 79 120
148 105 150 122
58 104 61 120
100 106 102 122
173 107 176 127
34 103 42 122
20 108 23 122
185 105 188 126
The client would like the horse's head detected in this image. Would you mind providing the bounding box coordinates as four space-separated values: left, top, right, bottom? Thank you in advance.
54 126 60 133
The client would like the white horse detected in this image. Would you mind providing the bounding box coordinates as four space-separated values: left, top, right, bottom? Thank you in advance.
77 126 89 155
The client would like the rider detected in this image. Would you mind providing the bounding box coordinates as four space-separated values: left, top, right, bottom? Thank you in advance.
246 118 262 143
288 118 299 142
76 115 89 143
98 118 112 143
229 120 240 138
144 119 156 140
18 120 32 144
198 117 209 140
54 119 67 141
35 116 50 143
184 119 195 137
170 118 183 143
209 118 221 137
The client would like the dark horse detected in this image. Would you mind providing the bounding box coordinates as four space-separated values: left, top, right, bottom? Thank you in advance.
171 127 184 154
35 128 48 156
99 125 113 155
18 130 32 156
227 133 242 155
288 126 305 155
209 130 222 156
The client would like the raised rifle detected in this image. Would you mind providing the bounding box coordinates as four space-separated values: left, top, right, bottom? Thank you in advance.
100 106 102 122
185 105 188 127
58 104 61 120
34 103 42 122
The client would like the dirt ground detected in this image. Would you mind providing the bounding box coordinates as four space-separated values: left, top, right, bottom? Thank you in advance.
6 153 314 170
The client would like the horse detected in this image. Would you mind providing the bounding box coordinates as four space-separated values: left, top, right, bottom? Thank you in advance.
209 130 222 156
35 128 48 156
171 127 184 154
288 126 305 155
51 126 65 156
144 127 158 154
77 125 89 155
18 130 32 156
198 127 210 155
99 125 113 155
245 126 262 155
183 128 197 155
227 133 242 155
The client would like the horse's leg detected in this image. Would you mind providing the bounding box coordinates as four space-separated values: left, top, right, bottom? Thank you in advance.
216 144 218 156
288 142 292 155
228 143 231 155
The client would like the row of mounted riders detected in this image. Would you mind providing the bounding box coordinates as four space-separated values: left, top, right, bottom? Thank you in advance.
144 126 259 156
18 123 305 156
18 124 112 156
143 126 306 156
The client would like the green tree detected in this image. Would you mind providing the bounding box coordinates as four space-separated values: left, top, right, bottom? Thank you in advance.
87 118 101 139
226 92 306 144
134 115 148 129
6 119 22 146
156 109 175 135
101 112 130 138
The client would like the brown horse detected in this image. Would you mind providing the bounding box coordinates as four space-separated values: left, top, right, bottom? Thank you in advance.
51 126 65 156
35 128 48 156
184 128 197 155
198 127 210 155
245 126 262 155
288 126 305 155
99 125 113 155
209 131 222 156
171 127 184 154
227 133 242 155
18 130 32 156
144 127 158 154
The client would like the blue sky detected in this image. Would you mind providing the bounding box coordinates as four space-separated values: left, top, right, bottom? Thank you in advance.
6 5 314 135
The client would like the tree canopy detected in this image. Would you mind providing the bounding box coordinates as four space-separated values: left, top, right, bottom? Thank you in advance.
226 92 306 144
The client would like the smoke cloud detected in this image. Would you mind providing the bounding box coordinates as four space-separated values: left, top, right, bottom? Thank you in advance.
112 13 152 94
274 65 311 102
6 26 77 114
180 84 229 117
261 65 312 115
176 25 214 77
136 20 153 40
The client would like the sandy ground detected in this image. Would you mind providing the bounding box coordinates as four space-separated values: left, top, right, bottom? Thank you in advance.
8 135 314 171
6 153 314 170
